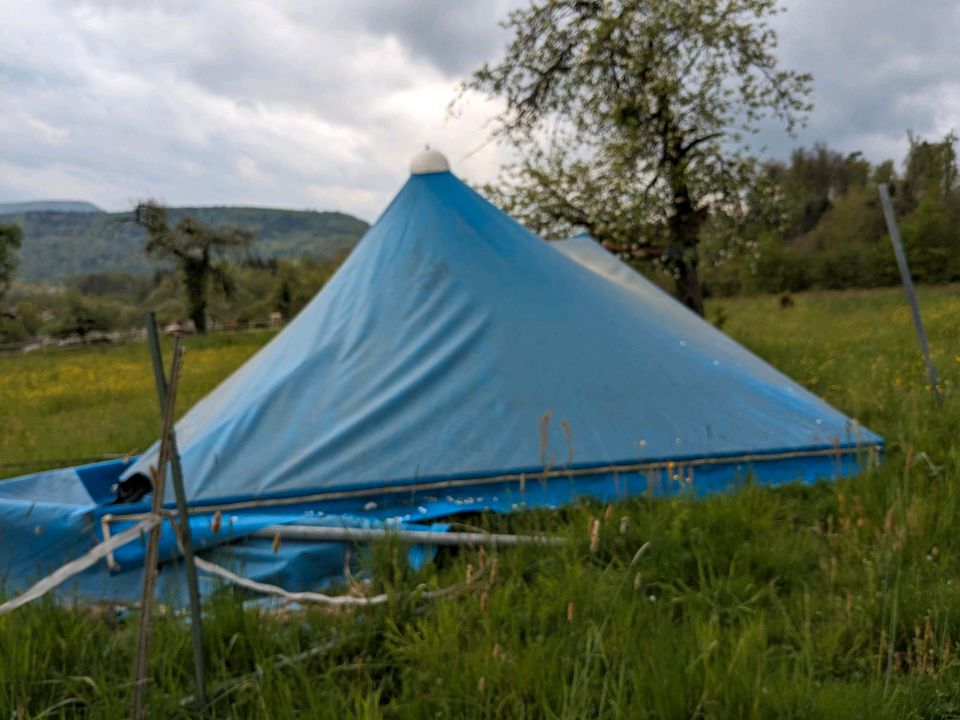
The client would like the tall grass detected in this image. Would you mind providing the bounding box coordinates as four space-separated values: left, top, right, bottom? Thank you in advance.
4 286 960 717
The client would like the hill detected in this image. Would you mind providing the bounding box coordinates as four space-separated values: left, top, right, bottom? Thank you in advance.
0 200 104 214
0 206 369 281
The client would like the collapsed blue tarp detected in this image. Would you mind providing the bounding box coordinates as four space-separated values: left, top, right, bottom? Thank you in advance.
0 458 448 603
0 154 882 604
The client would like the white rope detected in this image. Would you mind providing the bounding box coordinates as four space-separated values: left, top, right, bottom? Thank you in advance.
192 556 391 606
193 555 492 607
0 517 467 614
0 515 161 615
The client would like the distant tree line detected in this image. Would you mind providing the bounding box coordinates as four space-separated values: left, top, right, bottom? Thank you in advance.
0 204 356 344
0 253 348 344
700 133 960 296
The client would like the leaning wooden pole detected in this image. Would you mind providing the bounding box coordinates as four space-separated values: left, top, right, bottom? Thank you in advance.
877 184 941 401
145 314 208 710
132 334 184 718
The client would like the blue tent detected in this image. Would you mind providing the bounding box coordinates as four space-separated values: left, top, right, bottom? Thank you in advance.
0 151 882 602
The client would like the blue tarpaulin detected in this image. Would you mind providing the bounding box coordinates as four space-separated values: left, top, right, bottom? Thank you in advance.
0 155 882 603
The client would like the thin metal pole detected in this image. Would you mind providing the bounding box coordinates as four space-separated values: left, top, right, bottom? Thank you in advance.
145 314 208 710
132 335 183 719
877 184 941 400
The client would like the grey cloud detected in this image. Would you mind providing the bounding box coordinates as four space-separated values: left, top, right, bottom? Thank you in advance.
2 0 959 220
352 0 520 74
756 0 960 162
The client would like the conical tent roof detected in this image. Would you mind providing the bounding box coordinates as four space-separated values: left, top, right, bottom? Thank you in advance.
126 156 880 506
552 231 837 415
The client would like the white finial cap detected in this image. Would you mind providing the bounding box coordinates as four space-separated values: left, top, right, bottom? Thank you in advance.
410 148 450 175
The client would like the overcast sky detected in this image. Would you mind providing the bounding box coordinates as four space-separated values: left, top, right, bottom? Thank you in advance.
2 0 959 221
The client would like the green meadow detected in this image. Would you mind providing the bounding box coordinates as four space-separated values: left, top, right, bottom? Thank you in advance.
3 286 960 718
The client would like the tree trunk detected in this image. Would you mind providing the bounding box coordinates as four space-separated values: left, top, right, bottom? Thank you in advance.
665 193 706 316
672 253 704 315
663 144 706 316
183 259 208 332
189 297 207 333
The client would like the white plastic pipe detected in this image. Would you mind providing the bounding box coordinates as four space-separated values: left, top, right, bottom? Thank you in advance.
253 525 565 547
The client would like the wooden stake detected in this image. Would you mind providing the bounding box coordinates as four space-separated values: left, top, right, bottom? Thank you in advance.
877 184 941 401
132 334 184 719
145 313 208 710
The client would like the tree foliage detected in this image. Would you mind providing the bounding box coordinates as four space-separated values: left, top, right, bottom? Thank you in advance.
900 132 959 213
134 202 253 332
466 0 812 313
700 132 960 295
0 223 22 300
52 293 134 339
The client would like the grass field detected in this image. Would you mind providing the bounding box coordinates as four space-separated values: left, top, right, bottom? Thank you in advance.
3 286 960 718
0 330 277 477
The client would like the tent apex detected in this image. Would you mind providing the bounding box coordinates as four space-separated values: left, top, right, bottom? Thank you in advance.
410 148 450 175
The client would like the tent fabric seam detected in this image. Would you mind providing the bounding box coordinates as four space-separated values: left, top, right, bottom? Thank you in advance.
101 443 880 520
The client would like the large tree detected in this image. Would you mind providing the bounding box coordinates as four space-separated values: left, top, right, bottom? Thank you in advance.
134 202 252 332
466 0 812 314
0 223 22 300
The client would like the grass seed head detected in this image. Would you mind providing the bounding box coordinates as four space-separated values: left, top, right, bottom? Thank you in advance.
631 541 651 565
884 507 895 534
588 516 600 552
